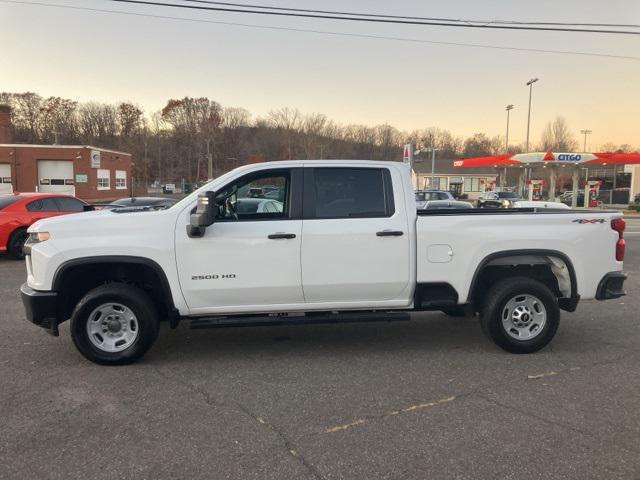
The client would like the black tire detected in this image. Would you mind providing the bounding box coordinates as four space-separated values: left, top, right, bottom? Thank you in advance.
480 277 560 354
70 283 159 365
7 228 28 260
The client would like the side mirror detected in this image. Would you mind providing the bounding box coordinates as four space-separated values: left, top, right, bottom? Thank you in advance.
188 191 218 238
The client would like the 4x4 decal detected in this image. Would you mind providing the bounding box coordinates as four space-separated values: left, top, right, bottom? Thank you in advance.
572 218 606 224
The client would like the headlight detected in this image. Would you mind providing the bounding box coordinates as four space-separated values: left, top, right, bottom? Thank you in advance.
23 231 50 256
502 200 511 207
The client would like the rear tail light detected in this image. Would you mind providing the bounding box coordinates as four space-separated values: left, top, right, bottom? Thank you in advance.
611 218 626 261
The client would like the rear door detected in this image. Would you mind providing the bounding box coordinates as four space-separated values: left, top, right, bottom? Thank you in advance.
54 196 87 213
300 166 411 306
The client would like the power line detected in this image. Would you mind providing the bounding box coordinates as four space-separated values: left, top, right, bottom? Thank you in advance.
182 0 640 29
2 0 639 61
109 0 640 35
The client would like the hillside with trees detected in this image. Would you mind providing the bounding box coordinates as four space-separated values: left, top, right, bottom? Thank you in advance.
1 92 635 186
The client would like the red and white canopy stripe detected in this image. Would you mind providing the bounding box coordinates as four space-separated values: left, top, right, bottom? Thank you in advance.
453 150 640 168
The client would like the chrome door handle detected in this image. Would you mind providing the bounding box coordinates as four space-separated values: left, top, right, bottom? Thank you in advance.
268 233 296 239
376 230 404 237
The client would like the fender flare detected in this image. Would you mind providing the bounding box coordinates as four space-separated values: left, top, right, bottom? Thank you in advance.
467 249 578 303
52 255 179 324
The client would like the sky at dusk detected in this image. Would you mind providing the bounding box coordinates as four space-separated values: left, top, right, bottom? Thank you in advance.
1 0 639 149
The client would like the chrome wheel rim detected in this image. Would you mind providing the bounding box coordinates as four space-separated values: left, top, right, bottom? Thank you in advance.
86 303 139 352
501 294 547 341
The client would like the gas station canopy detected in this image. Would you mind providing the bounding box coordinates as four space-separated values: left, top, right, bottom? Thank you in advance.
453 150 640 168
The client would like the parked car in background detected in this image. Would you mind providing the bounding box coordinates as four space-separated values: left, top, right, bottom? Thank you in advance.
633 193 640 205
415 190 455 209
477 191 520 208
421 200 474 210
108 197 178 210
512 200 570 210
1 193 89 259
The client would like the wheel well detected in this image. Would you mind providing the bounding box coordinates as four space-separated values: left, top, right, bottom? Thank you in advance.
469 253 576 311
54 260 174 322
8 226 28 242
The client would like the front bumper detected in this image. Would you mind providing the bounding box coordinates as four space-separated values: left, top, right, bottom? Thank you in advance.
595 272 627 301
20 283 60 336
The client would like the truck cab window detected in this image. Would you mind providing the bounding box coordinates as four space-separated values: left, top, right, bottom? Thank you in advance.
215 172 289 221
313 168 389 218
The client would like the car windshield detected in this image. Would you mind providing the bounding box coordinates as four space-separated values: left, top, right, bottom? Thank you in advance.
497 192 519 199
0 196 22 210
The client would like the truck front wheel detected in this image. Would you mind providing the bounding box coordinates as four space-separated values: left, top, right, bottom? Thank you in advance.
480 277 560 354
70 284 160 365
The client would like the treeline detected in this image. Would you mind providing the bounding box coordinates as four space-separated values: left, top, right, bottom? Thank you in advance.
0 92 635 184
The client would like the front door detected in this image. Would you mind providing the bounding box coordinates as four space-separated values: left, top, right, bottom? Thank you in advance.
300 166 412 306
175 168 305 314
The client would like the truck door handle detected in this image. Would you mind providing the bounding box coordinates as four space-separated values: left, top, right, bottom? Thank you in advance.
376 230 404 237
268 233 296 239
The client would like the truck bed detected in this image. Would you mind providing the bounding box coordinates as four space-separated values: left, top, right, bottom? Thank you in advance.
415 208 623 302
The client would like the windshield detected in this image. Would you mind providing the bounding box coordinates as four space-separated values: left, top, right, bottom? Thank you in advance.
497 192 519 199
0 196 21 210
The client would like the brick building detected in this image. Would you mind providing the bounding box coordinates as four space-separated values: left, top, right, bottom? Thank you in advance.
0 105 132 201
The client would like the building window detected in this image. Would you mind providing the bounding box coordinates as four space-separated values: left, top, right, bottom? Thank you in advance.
463 177 489 192
97 169 110 190
115 170 127 189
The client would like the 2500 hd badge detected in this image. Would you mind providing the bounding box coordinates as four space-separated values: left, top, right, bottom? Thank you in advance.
192 274 237 280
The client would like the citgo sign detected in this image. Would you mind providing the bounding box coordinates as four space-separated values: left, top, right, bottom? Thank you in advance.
557 154 582 161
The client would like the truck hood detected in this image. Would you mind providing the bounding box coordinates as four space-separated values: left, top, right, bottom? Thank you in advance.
28 208 173 235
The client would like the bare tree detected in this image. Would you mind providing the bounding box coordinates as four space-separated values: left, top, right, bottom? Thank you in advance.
540 116 578 151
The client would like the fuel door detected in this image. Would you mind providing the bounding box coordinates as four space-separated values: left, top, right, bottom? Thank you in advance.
427 244 454 263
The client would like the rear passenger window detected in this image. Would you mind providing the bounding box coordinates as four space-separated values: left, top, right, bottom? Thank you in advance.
26 198 59 212
55 197 85 212
312 168 392 219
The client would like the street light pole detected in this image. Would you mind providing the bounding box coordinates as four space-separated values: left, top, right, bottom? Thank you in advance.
429 147 441 188
580 129 592 152
525 78 539 152
505 104 514 152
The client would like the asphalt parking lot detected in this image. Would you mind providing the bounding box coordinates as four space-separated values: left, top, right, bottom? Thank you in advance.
1 219 639 480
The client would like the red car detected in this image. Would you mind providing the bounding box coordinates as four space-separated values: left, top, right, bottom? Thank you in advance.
0 193 90 259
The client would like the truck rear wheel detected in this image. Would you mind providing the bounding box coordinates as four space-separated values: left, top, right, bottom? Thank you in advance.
480 277 559 354
70 284 159 365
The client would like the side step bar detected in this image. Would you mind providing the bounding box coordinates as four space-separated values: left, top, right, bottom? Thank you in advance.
189 311 411 329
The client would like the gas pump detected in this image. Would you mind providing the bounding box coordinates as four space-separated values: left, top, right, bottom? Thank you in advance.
585 180 601 208
481 179 496 192
527 179 544 201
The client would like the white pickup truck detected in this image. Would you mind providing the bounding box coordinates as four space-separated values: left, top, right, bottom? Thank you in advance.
20 160 627 364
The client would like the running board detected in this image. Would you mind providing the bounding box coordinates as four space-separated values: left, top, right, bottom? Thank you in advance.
189 311 411 329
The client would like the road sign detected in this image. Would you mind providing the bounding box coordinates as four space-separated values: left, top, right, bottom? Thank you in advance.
90 150 101 168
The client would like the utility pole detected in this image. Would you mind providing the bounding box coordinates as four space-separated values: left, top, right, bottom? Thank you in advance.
580 129 592 152
52 131 61 145
525 78 539 152
505 104 514 151
207 140 213 180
